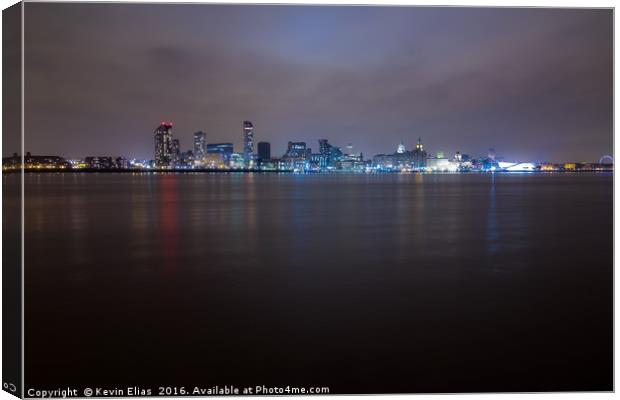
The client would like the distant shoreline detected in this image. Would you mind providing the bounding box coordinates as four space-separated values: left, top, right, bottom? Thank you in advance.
2 168 613 174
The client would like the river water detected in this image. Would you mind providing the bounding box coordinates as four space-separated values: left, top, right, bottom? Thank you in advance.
19 172 612 393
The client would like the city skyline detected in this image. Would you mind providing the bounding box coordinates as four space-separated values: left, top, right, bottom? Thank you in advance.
5 117 613 173
8 117 616 165
9 4 613 163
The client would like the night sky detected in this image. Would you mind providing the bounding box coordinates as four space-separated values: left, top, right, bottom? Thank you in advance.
20 4 613 162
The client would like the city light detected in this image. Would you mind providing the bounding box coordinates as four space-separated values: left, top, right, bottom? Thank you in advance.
3 121 613 174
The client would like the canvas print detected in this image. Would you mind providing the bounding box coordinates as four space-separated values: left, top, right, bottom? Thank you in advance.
2 2 614 397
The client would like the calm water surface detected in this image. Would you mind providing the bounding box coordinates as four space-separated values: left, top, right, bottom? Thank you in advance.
21 173 612 393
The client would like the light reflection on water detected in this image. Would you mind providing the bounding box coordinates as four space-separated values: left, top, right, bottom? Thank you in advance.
20 172 613 392
487 173 498 255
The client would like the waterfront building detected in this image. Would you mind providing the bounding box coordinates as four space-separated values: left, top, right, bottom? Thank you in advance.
3 152 70 170
180 150 194 167
319 139 331 156
259 157 282 171
203 153 227 169
372 153 394 170
207 143 234 166
584 163 613 172
310 153 330 170
243 121 255 167
411 137 427 169
283 141 309 170
497 162 537 172
193 131 207 162
171 139 181 166
284 142 307 159
564 163 576 171
68 159 88 169
257 142 271 161
453 151 473 171
128 159 150 169
229 153 245 169
329 146 344 168
85 156 115 169
481 149 500 170
340 158 368 172
344 143 354 157
115 157 129 169
342 143 363 162
373 137 427 171
316 139 343 169
340 144 364 171
540 163 558 171
426 156 457 172
154 122 174 167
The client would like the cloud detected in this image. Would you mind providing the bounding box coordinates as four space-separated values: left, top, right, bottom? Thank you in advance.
22 4 612 162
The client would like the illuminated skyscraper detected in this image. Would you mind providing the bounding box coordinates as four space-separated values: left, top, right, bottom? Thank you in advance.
154 122 174 167
171 139 180 166
243 121 254 165
193 131 207 160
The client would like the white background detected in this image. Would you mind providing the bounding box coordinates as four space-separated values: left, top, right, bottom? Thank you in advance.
0 0 616 399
